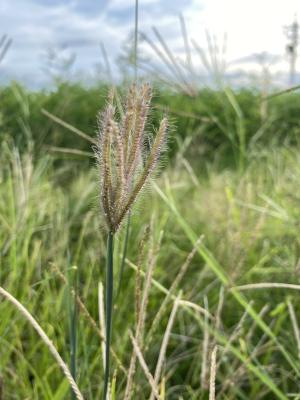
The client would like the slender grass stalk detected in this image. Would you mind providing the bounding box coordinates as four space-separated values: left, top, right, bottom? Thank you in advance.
129 330 160 399
149 293 181 400
68 265 78 400
201 296 210 389
103 232 114 400
209 346 218 400
232 283 300 291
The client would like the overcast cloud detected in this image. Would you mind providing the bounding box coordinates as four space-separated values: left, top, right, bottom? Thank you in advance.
0 0 299 88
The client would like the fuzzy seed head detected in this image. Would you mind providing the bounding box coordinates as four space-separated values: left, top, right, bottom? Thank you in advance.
95 84 168 233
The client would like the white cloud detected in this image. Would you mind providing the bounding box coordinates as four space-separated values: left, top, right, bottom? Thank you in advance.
0 0 299 87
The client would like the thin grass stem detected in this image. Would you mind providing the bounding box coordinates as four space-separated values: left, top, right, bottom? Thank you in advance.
68 265 78 400
209 346 218 400
103 232 114 400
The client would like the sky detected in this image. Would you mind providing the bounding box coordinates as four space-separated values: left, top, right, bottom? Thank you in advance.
0 0 300 88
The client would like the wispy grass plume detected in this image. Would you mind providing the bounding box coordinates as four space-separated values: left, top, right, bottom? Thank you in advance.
96 84 168 234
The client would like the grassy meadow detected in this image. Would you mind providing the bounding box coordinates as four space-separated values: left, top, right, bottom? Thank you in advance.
1 81 300 399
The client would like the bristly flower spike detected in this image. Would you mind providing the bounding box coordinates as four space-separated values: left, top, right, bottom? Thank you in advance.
95 83 167 400
96 83 168 234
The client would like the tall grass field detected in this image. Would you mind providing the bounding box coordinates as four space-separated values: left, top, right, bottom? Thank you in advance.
1 78 300 400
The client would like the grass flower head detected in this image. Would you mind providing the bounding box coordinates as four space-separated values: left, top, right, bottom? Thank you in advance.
96 83 168 233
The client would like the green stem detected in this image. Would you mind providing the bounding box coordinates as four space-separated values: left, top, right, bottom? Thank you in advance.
103 232 114 400
116 212 131 299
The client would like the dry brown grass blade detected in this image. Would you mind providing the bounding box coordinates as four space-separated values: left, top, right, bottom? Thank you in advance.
232 283 300 291
149 294 181 400
215 286 224 331
128 330 160 400
201 296 210 390
0 286 84 400
209 346 218 400
45 145 93 158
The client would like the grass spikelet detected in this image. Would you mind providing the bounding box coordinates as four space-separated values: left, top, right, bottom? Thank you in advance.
126 83 152 178
96 84 168 234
